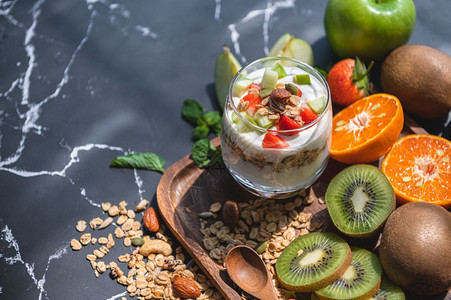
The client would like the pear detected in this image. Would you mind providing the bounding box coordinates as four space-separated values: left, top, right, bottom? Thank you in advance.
214 46 242 110
268 33 314 66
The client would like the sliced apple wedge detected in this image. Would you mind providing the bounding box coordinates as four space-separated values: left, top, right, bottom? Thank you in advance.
214 46 242 110
268 33 314 66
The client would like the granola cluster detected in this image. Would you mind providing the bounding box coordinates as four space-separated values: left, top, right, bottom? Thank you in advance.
237 82 305 126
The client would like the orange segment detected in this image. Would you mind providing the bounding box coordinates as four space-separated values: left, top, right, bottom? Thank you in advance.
330 93 404 164
382 134 451 208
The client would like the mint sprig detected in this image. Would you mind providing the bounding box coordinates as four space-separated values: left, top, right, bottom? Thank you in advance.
191 139 222 169
110 152 165 173
182 99 222 140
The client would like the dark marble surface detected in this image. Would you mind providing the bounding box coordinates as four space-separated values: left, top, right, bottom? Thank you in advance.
0 0 450 299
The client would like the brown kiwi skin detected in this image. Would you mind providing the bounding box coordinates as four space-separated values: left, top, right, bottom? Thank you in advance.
314 278 381 300
381 44 451 118
379 202 451 296
277 244 352 292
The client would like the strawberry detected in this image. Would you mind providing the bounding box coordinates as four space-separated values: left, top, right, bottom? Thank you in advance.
242 93 262 116
249 83 262 92
327 57 373 106
262 133 289 149
296 86 302 97
299 105 318 124
276 115 301 135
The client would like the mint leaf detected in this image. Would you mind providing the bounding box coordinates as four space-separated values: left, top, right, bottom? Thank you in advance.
191 139 222 169
110 152 165 173
193 124 209 140
211 121 222 136
203 111 221 126
192 139 211 168
182 99 205 125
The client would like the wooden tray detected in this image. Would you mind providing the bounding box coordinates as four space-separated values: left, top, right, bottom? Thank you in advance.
156 115 449 300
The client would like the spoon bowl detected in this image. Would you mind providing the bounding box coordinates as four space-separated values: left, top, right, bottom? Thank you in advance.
225 245 278 300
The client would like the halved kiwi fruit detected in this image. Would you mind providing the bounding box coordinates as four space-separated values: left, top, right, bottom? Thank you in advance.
275 232 352 292
325 164 395 238
315 246 382 300
369 276 405 300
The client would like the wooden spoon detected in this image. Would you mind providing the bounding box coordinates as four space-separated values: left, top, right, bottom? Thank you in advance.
225 245 278 300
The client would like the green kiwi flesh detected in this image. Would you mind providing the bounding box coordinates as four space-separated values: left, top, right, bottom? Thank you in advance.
369 276 405 300
275 232 352 292
315 246 382 300
325 164 395 238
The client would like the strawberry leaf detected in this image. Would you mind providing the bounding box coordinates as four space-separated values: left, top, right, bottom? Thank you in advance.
110 153 165 173
352 57 373 95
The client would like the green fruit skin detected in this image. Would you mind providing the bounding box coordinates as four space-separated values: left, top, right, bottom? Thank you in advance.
325 0 416 62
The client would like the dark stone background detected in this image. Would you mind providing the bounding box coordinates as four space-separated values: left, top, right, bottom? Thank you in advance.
0 0 449 299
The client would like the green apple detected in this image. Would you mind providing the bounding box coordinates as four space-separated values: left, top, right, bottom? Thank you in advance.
324 0 416 62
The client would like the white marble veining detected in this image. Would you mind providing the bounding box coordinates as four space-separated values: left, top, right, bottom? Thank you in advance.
1 0 448 299
227 0 296 63
1 226 68 300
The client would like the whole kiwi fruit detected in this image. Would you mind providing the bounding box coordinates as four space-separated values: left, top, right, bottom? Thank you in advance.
379 202 451 295
381 44 451 118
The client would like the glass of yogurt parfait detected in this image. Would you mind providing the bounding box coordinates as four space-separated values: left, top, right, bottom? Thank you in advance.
221 57 332 199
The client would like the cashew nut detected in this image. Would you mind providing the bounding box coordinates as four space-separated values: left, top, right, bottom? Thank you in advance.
139 236 172 257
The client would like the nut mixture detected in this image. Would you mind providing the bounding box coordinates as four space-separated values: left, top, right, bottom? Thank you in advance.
199 191 322 299
71 199 223 300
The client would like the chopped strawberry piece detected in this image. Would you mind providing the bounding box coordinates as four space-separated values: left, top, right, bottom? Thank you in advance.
299 105 318 124
297 87 302 97
262 133 289 149
242 93 262 116
249 83 262 92
276 115 301 136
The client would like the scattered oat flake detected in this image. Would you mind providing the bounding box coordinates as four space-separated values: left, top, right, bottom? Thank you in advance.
76 220 87 232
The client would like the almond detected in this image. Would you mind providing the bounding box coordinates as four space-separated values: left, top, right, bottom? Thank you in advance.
143 207 160 232
222 200 240 229
172 277 201 299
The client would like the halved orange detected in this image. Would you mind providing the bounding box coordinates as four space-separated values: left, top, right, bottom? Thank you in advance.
330 93 404 164
382 134 451 208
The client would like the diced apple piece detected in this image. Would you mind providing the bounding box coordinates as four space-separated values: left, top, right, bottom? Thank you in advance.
258 88 273 99
254 114 275 129
261 69 279 90
271 63 287 79
307 96 327 114
232 76 254 97
295 74 311 85
232 111 258 133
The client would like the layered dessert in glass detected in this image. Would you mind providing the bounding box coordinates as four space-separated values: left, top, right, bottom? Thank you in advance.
221 57 332 198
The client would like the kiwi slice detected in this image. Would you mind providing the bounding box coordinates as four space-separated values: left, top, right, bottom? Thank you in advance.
315 247 382 300
369 276 405 300
325 164 395 238
275 232 352 292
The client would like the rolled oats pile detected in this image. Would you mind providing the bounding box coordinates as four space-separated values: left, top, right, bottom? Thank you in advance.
71 199 223 300
199 190 323 299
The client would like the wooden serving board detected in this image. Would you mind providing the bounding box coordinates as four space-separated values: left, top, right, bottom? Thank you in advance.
156 114 449 300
